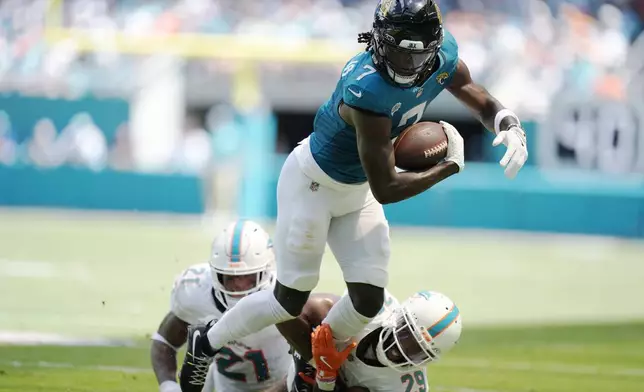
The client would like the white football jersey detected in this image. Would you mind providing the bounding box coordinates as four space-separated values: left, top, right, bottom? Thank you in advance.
339 290 429 392
170 263 291 392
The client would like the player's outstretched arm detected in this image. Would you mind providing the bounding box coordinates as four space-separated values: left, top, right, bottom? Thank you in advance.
446 59 528 179
150 312 189 392
343 105 461 204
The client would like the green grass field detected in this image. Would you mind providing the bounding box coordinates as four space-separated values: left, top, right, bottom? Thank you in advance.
1 208 643 392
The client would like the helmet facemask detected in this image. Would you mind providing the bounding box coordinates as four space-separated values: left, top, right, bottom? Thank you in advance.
373 27 441 86
375 306 439 371
214 266 272 298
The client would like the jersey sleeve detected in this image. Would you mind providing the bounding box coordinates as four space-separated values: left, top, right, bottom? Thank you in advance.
169 264 214 325
342 81 390 117
340 56 391 117
440 30 460 86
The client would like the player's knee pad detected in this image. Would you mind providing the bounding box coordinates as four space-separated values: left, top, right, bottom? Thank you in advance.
346 282 385 318
274 280 311 317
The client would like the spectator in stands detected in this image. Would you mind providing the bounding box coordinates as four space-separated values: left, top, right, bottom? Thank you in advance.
0 111 17 165
108 122 134 172
57 113 108 171
172 114 212 174
27 118 64 168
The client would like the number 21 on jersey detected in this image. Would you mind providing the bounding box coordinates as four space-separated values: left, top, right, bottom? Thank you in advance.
172 267 207 290
216 347 270 383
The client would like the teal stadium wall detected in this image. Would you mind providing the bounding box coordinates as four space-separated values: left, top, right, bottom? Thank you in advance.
0 94 202 214
264 161 644 238
381 163 644 237
0 93 128 143
0 166 204 214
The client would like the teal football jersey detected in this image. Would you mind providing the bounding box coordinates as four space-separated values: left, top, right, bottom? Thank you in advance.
309 30 459 184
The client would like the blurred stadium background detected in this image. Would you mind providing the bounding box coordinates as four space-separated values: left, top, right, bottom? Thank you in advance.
1 0 644 391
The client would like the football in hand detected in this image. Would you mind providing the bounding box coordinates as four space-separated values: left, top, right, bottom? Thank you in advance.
393 121 448 171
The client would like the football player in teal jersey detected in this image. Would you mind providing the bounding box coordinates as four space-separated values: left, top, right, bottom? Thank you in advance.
191 3 527 391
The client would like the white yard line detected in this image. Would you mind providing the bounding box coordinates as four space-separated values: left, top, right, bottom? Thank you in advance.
0 258 58 278
0 331 134 346
0 258 92 281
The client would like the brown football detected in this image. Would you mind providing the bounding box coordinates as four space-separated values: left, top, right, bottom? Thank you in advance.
394 121 448 171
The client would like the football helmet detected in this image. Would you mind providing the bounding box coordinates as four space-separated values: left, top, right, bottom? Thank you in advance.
376 290 461 371
369 0 444 86
209 220 275 302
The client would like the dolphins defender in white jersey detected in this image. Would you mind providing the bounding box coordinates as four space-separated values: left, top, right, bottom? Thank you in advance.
263 290 461 392
151 220 291 392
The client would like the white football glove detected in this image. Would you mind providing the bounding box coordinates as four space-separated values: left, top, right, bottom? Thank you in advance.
440 120 465 172
492 126 528 179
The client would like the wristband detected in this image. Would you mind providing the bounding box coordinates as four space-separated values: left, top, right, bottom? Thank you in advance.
493 109 521 135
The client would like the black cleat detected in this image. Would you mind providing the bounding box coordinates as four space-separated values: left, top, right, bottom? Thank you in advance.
179 321 218 392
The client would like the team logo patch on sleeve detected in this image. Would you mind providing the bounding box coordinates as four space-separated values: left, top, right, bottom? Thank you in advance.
436 72 449 85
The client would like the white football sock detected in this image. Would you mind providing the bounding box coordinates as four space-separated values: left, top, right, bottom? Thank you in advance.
321 294 372 343
206 289 293 349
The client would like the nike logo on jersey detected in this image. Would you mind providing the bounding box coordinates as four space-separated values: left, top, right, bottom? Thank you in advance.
347 88 362 98
192 330 201 355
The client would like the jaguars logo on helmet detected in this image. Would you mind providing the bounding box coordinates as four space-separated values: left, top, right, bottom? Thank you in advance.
379 0 395 16
435 2 443 24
